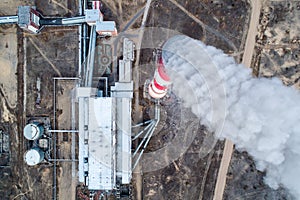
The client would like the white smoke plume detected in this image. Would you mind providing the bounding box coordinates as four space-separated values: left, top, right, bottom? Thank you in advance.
162 35 300 199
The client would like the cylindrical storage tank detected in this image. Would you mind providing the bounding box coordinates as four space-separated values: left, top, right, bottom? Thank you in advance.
148 57 172 99
23 123 44 140
24 148 44 166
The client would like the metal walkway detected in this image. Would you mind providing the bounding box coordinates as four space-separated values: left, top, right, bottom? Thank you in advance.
0 14 86 27
39 16 86 26
0 16 18 24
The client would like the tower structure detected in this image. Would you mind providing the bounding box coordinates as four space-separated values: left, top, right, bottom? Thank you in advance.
148 56 172 99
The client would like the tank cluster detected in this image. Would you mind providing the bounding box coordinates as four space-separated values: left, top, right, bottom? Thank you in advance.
23 122 47 166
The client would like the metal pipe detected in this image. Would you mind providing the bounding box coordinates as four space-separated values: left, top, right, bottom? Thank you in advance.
132 122 155 157
132 121 154 141
88 26 96 87
133 118 159 170
82 0 87 85
71 90 76 178
82 24 87 83
78 0 82 15
78 0 82 77
53 77 80 80
48 159 79 162
155 100 160 121
48 130 79 133
78 24 82 77
62 16 86 25
0 16 18 24
86 26 94 86
132 102 160 170
85 26 95 86
132 119 153 128
53 78 57 200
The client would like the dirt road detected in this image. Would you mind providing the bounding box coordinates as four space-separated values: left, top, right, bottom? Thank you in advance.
213 1 262 200
132 1 152 200
242 0 262 68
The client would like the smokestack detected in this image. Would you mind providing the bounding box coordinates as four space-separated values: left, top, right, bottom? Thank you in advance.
148 55 172 99
159 35 300 199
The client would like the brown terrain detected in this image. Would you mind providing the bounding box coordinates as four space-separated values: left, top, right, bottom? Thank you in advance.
0 0 298 200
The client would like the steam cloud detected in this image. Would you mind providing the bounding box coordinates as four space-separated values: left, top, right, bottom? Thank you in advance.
162 35 300 199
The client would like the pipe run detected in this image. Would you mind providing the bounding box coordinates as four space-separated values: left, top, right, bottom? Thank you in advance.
132 101 160 170
48 130 79 133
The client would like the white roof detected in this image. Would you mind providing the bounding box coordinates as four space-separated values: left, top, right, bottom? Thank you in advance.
111 82 133 98
116 98 132 184
77 87 133 189
96 21 116 32
24 123 41 140
118 60 132 83
78 98 86 183
76 87 97 98
85 9 100 24
88 98 114 190
78 97 116 190
123 38 135 61
24 148 44 166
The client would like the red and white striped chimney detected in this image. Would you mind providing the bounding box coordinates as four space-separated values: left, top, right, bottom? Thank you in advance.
92 1 102 10
148 57 171 99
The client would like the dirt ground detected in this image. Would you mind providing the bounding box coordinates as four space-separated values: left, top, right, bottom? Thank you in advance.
23 27 79 200
56 80 78 200
224 1 299 199
253 1 300 88
0 0 297 200
126 0 292 199
224 150 292 199
0 27 18 108
36 0 79 16
0 0 79 199
101 0 146 31
0 0 34 15
128 0 244 199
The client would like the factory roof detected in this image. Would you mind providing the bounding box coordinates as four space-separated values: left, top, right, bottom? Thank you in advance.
88 98 115 190
78 96 116 190
18 6 31 28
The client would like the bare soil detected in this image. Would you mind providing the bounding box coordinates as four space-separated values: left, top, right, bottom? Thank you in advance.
0 1 79 199
0 0 297 199
253 1 300 88
56 80 77 200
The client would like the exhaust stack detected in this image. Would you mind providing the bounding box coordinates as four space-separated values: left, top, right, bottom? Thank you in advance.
148 56 171 99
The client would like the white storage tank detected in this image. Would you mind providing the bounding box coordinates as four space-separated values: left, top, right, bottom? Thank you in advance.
24 148 45 166
23 123 44 140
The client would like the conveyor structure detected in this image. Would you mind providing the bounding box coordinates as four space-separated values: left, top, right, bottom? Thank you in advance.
0 5 117 36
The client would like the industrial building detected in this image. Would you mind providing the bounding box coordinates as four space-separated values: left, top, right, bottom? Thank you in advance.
77 38 134 191
1 2 137 196
0 1 169 199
